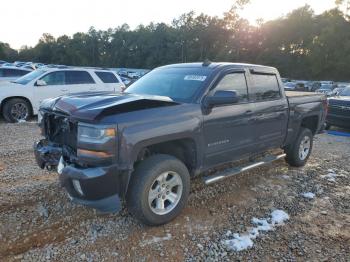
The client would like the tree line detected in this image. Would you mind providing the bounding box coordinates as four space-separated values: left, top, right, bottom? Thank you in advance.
1 3 350 81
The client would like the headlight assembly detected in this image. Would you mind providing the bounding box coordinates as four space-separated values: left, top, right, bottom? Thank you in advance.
78 124 116 143
77 124 117 162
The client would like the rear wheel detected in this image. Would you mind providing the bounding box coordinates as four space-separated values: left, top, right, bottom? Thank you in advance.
126 154 190 226
285 127 313 167
2 98 31 123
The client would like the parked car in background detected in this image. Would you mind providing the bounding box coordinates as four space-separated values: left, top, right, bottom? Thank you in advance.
0 66 32 83
119 76 133 87
0 68 125 122
326 86 350 129
14 61 27 67
284 81 307 91
310 81 321 92
316 84 337 96
1 62 15 67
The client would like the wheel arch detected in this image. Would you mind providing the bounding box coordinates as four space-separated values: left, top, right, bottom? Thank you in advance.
1 96 34 116
133 137 198 176
300 115 319 135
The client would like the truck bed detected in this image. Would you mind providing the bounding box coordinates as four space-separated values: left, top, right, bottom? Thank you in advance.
285 91 320 97
286 91 326 106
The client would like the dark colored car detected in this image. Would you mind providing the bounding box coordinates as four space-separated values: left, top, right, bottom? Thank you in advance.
34 62 327 225
326 86 350 129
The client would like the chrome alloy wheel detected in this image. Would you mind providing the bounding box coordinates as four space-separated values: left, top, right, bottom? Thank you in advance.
10 102 28 121
299 136 310 160
148 171 183 215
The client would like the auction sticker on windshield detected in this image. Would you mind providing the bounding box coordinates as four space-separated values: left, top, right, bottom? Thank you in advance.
184 75 207 81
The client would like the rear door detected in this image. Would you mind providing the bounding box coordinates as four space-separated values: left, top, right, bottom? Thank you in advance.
202 69 255 168
247 71 289 151
64 70 96 94
94 71 124 92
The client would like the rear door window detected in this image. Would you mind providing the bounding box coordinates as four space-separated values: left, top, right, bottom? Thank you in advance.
65 71 95 84
95 71 119 83
250 74 281 101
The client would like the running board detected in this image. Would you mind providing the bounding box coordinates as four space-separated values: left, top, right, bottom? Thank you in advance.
203 153 286 185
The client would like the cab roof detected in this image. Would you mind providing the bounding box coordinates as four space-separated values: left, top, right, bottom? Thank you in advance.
158 62 278 74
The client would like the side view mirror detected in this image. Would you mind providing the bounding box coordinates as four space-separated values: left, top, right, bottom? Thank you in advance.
36 80 47 86
205 90 239 107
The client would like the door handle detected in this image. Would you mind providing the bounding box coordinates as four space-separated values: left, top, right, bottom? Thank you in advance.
61 88 68 92
245 110 253 115
90 87 97 90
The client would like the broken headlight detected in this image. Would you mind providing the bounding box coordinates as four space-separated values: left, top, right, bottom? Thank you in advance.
77 124 117 162
78 124 116 143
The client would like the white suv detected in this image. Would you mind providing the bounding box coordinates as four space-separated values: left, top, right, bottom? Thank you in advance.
0 67 125 122
0 66 33 83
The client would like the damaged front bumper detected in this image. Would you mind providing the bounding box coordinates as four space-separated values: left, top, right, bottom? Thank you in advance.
34 140 129 214
34 140 62 169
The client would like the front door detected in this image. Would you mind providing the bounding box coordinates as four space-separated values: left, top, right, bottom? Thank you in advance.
34 71 67 109
202 70 255 168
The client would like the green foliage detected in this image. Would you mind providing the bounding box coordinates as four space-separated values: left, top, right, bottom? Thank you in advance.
0 4 349 81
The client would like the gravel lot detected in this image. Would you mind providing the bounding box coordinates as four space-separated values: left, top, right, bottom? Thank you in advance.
0 121 349 261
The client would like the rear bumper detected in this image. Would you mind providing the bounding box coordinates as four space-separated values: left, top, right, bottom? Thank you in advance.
34 140 131 213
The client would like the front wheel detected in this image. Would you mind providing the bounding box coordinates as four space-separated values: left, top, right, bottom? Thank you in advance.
285 127 313 167
126 154 190 226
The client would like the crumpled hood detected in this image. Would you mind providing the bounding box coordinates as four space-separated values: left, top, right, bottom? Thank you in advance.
40 92 179 121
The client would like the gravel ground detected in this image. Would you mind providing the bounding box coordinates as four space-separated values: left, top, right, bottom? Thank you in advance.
0 121 349 261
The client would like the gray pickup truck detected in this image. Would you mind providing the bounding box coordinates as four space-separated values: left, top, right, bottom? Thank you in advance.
34 62 327 225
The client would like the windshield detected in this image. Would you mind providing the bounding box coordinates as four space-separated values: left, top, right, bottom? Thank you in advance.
125 68 212 102
13 69 47 85
339 87 350 96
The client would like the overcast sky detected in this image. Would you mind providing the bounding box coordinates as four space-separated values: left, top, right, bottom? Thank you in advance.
2 0 336 49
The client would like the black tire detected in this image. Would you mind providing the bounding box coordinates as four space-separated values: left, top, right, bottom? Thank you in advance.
325 123 331 130
126 154 190 226
2 98 31 123
285 127 313 167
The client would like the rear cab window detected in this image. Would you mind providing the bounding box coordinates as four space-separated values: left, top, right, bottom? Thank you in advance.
95 71 119 83
249 73 281 101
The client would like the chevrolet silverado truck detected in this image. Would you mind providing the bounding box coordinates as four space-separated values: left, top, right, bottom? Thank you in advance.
34 62 327 225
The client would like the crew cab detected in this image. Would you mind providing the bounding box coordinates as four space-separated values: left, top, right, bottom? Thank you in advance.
0 68 125 122
34 62 327 225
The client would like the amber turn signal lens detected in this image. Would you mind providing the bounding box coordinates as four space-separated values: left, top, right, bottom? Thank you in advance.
77 149 113 158
105 128 116 137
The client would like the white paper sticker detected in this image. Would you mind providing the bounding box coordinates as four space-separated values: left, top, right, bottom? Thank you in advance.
184 75 207 81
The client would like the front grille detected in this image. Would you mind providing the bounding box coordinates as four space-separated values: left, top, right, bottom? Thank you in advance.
43 113 77 150
328 105 350 117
